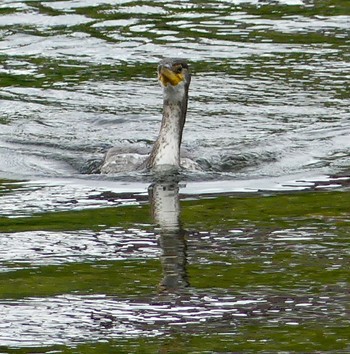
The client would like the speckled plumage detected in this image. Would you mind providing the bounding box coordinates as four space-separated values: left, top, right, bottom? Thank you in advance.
100 58 198 174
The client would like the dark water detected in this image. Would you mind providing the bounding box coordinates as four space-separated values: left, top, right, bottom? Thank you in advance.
0 0 349 352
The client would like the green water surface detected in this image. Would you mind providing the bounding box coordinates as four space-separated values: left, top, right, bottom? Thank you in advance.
1 181 349 352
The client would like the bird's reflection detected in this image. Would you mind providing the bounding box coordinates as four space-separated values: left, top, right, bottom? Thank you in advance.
148 178 189 292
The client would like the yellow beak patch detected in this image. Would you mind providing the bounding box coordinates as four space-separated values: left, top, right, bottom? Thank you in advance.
159 67 184 87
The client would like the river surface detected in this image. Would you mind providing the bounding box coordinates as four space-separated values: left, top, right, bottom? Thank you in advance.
0 0 349 353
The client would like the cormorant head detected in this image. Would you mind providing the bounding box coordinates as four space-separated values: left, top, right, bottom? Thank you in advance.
158 58 191 89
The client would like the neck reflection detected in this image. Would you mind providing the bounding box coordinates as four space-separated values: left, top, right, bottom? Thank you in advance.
148 180 189 292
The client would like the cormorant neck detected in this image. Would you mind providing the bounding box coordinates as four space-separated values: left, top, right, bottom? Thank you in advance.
146 81 189 171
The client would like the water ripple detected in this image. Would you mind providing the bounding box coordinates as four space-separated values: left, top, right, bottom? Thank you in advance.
0 291 346 348
0 228 157 269
1 1 350 352
1 0 349 180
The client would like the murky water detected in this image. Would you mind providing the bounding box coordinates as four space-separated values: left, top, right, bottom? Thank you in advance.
0 0 349 352
1 0 349 181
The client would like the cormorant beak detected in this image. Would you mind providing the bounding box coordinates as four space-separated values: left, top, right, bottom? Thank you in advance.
158 66 185 87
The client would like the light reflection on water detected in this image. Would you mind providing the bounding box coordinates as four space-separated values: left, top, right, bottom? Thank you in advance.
1 0 350 351
1 291 344 347
0 228 159 269
0 0 349 182
0 179 349 348
0 174 348 216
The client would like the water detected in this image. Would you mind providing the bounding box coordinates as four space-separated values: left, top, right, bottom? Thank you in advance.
1 0 349 181
0 0 350 352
